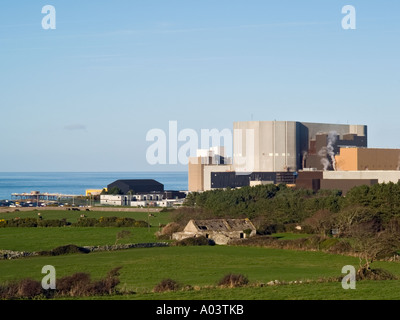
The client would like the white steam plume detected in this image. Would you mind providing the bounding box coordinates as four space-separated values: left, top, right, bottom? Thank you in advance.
318 131 338 171
327 131 338 171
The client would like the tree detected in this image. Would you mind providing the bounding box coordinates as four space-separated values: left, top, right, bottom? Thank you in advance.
334 205 380 237
303 210 335 236
349 221 400 279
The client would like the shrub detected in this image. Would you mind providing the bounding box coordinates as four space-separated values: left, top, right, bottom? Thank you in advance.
72 217 146 228
72 217 98 227
153 279 181 293
134 220 149 228
7 217 38 227
37 219 70 227
157 222 182 239
56 267 122 297
0 278 43 299
357 268 397 281
17 279 43 298
115 217 136 227
38 244 90 256
217 273 249 288
57 272 92 296
174 236 213 246
326 239 353 254
91 267 122 295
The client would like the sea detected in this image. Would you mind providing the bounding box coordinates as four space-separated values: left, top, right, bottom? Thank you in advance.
0 172 188 201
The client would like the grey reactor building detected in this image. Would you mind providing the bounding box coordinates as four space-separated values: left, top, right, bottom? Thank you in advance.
188 120 368 192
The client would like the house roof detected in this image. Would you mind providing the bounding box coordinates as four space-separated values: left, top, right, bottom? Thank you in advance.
107 179 164 194
111 179 163 187
189 219 256 232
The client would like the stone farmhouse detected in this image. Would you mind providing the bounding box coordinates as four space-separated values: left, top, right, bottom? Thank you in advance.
172 218 257 245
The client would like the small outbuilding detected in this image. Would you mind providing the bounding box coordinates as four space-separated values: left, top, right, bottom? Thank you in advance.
172 218 257 245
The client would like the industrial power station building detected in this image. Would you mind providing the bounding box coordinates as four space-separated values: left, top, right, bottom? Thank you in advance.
189 120 400 194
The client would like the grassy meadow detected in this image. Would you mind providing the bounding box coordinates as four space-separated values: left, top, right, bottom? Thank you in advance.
1 209 400 300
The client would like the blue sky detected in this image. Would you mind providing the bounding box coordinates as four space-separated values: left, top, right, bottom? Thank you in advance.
0 1 399 171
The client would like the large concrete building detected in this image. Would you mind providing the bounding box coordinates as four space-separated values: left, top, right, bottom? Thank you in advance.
232 121 367 173
188 120 368 192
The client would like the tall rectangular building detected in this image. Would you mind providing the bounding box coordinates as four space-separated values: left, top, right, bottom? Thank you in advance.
233 121 367 172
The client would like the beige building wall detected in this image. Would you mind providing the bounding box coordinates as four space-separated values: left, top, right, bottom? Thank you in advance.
323 171 400 184
335 148 400 171
233 121 298 172
358 148 400 170
189 157 233 192
188 157 205 192
335 148 358 171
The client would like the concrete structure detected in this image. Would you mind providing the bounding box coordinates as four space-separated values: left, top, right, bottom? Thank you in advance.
335 147 400 171
188 147 233 192
323 171 400 184
295 170 400 195
172 218 257 245
233 121 367 173
188 120 367 192
320 179 378 195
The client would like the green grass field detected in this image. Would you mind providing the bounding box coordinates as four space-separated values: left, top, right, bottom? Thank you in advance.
2 246 400 299
0 227 165 252
2 209 400 300
0 209 171 225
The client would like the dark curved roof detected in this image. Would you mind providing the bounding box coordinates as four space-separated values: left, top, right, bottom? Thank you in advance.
107 179 164 194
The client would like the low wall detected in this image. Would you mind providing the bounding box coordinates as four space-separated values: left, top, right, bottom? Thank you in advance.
0 242 170 260
83 242 170 252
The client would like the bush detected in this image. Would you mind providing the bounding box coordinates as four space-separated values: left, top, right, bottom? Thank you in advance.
0 278 43 299
326 239 353 255
54 267 122 297
174 236 214 246
72 217 147 228
153 279 181 293
115 217 136 227
2 218 71 228
56 272 92 296
6 217 38 227
134 220 149 228
37 219 70 227
357 268 397 281
217 273 249 288
38 244 90 256
72 217 98 227
156 222 182 239
17 278 43 298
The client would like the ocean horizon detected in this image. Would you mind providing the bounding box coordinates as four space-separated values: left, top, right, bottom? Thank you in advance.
0 171 188 200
